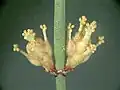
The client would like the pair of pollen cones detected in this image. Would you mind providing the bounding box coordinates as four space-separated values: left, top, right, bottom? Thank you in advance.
13 16 105 77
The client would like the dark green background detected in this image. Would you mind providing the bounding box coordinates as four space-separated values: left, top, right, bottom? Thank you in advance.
0 0 120 90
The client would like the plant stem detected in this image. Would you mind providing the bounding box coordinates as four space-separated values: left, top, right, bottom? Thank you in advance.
54 0 66 90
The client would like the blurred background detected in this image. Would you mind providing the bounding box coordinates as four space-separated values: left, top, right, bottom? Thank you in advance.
0 0 120 90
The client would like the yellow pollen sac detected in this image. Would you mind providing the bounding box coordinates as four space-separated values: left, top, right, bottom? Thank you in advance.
79 16 87 25
67 23 75 32
22 29 36 42
40 24 47 31
13 44 20 52
97 36 105 45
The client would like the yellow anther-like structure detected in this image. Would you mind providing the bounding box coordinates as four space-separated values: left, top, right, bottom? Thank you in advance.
67 23 74 32
13 44 20 52
90 21 97 30
88 44 97 53
79 16 87 25
97 36 105 46
22 29 36 42
67 23 75 40
40 24 47 31
78 16 87 32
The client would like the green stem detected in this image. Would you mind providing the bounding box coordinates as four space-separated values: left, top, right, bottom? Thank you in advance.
54 0 66 90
